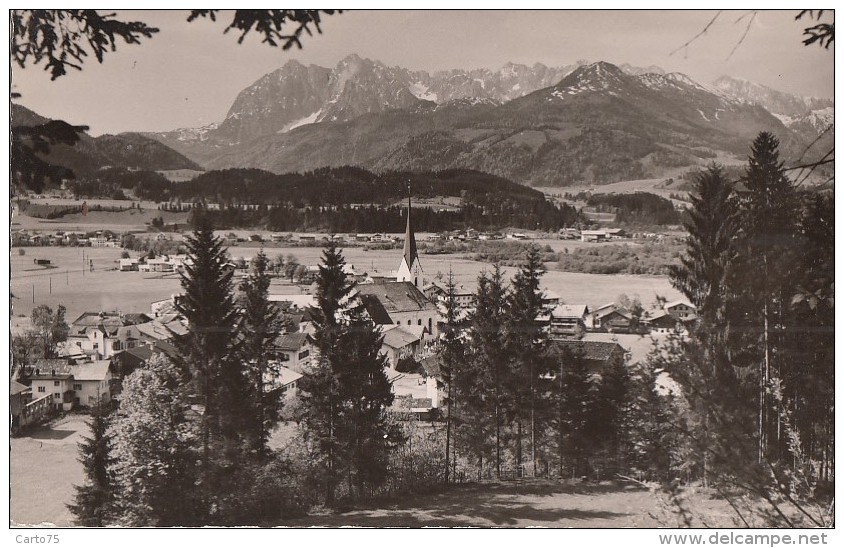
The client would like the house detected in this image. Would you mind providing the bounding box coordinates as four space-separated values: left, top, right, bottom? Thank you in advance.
581 230 609 242
380 325 423 368
274 333 314 373
605 228 627 239
150 294 183 317
268 294 316 311
66 312 151 359
665 300 697 322
548 304 590 339
267 366 303 396
541 289 562 308
422 281 475 309
135 316 188 344
29 361 75 412
644 310 680 334
113 340 178 377
119 258 139 271
590 303 634 332
11 380 51 434
548 340 628 374
69 361 115 407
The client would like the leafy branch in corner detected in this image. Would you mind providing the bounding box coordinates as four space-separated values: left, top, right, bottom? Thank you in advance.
11 10 159 79
796 10 834 49
187 10 341 49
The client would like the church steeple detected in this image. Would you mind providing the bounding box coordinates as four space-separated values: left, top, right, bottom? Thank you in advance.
396 186 423 289
402 194 420 271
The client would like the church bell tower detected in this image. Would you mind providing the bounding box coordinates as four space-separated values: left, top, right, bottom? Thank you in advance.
396 193 424 290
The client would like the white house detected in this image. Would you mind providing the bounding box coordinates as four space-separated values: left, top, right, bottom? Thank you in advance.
69 361 114 407
274 333 314 373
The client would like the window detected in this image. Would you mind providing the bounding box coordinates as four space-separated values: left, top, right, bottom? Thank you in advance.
54 393 61 399
73 383 82 391
53 380 60 386
37 386 45 393
113 341 122 350
418 319 422 326
298 350 310 360
407 320 411 325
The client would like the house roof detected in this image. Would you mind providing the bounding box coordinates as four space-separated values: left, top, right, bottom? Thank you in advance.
10 380 30 396
551 304 589 319
268 294 316 309
69 360 112 381
595 306 632 320
549 340 626 364
592 302 617 315
419 354 441 378
356 281 436 313
382 326 422 350
276 333 310 351
665 300 696 311
32 359 73 377
277 366 303 387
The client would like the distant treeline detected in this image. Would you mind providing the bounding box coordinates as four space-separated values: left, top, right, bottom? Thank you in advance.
565 192 684 225
68 166 581 231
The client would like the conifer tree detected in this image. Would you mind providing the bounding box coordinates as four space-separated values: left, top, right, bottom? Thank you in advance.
733 132 799 461
438 269 467 483
464 265 508 478
505 244 548 476
551 345 594 478
68 404 115 526
298 242 356 504
239 249 282 457
175 211 246 489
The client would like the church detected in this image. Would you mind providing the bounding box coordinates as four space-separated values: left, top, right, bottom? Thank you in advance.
356 196 440 336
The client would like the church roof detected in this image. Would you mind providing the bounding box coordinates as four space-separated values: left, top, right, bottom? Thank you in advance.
356 282 437 314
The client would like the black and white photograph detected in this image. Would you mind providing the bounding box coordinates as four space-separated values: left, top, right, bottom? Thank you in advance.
7 6 836 537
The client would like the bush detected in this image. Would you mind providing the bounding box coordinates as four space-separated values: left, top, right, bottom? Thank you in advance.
395 356 424 375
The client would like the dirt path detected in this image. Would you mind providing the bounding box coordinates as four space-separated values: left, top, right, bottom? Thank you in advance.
285 480 665 527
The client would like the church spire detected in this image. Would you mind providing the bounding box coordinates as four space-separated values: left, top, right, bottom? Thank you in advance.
402 189 420 271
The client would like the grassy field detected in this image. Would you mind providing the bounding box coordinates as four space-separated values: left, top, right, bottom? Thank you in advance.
10 241 683 331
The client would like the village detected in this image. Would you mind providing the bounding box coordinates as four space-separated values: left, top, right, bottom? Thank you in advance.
11 201 697 438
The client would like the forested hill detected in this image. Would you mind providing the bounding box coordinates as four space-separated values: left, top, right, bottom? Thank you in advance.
163 166 546 206
11 104 203 183
87 166 580 232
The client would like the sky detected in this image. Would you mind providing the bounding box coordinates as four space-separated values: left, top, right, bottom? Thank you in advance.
9 9 835 136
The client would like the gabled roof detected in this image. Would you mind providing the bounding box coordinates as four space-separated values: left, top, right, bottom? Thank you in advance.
665 300 696 310
277 366 303 387
356 282 436 313
276 333 310 351
69 360 112 381
549 340 626 363
551 304 590 319
11 380 30 396
595 306 632 320
382 326 422 350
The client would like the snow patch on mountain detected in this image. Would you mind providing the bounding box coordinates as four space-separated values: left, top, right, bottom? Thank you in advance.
408 81 437 102
282 110 323 133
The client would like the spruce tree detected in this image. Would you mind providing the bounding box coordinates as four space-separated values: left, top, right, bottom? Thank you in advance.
552 345 594 478
505 244 548 476
334 305 396 497
464 265 508 478
174 211 246 494
733 132 799 461
67 404 115 526
239 249 282 457
438 269 467 483
298 242 356 505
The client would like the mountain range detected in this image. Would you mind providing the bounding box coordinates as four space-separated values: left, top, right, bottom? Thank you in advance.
144 56 831 186
13 54 832 188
